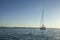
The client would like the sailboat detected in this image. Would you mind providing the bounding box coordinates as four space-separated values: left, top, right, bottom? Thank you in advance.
40 10 46 30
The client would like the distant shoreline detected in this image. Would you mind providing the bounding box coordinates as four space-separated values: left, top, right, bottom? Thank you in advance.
0 26 60 29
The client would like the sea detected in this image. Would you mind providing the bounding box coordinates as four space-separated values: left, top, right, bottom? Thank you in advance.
0 27 60 40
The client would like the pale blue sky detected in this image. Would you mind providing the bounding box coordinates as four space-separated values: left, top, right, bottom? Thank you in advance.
0 0 60 28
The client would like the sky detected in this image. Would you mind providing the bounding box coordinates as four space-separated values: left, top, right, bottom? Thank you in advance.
0 0 60 28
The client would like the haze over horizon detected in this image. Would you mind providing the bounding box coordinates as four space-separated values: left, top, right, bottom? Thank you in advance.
0 0 60 28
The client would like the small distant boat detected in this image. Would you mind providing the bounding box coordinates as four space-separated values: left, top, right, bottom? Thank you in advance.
40 10 46 30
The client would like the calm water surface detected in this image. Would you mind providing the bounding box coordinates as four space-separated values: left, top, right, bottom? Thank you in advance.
0 28 60 40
